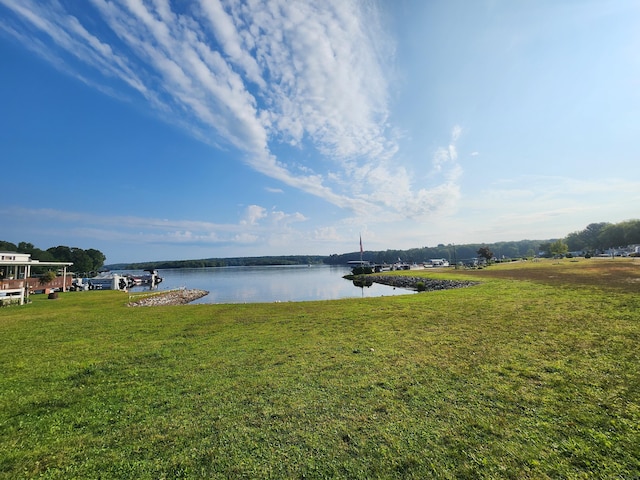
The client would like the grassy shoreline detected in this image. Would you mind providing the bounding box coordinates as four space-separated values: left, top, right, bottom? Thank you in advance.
1 258 639 478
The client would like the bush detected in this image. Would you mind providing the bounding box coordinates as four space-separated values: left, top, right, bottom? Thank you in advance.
0 297 21 307
416 281 426 292
39 270 57 285
351 266 373 275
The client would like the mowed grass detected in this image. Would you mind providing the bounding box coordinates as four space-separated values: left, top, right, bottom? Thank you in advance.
1 259 639 479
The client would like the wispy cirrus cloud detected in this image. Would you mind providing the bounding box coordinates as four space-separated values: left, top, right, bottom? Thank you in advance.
0 0 463 220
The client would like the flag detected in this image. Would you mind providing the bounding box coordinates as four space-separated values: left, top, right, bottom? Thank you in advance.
360 235 363 254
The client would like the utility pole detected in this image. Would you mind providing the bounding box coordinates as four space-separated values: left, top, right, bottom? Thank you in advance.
453 243 457 268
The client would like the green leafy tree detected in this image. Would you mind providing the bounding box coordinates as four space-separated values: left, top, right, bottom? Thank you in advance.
47 245 73 262
622 220 640 245
565 231 585 251
71 249 94 274
18 242 55 262
581 222 610 251
599 224 626 248
565 223 609 252
85 249 106 271
0 240 18 251
477 246 494 262
538 242 551 257
549 239 569 257
45 245 106 273
17 242 35 252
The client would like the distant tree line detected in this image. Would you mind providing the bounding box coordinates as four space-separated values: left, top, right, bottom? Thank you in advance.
564 220 640 253
330 220 640 264
107 255 327 270
536 220 640 258
0 241 106 274
5 219 638 274
325 240 542 265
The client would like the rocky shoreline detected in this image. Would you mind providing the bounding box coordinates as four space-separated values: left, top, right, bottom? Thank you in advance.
360 275 477 291
128 289 209 307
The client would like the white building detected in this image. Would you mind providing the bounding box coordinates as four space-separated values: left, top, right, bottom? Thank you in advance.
0 252 73 305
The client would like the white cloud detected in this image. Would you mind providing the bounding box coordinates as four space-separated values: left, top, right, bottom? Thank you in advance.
233 232 259 244
0 205 311 249
269 208 307 226
451 125 462 142
240 205 267 225
313 226 341 242
1 1 466 225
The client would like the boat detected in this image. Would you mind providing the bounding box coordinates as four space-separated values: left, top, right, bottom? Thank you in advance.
126 269 163 288
87 272 129 290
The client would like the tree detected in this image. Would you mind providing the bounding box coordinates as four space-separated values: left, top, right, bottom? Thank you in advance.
549 239 569 257
18 242 55 262
622 220 640 245
0 240 18 252
599 224 626 249
71 249 94 274
47 245 73 262
477 246 494 262
44 245 106 273
582 222 610 251
564 222 611 253
565 231 585 251
17 242 35 252
85 249 106 271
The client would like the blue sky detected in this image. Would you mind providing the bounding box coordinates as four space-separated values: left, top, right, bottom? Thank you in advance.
1 0 639 263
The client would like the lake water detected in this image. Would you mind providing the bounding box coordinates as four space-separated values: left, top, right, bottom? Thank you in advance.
121 265 415 304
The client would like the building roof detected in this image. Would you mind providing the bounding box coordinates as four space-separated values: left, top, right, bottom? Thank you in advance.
0 251 73 267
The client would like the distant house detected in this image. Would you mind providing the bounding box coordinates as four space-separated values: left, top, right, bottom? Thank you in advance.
0 252 73 305
597 244 640 257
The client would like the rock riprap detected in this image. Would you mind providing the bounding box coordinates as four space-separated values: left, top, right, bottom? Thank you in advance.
365 275 477 291
128 289 209 306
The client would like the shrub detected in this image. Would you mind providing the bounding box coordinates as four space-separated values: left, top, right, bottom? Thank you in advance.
39 270 57 285
351 266 373 275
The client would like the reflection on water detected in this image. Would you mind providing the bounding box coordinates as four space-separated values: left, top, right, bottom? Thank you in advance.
352 277 374 288
121 265 415 304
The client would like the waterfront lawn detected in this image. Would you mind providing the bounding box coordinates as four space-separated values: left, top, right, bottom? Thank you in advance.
1 259 639 479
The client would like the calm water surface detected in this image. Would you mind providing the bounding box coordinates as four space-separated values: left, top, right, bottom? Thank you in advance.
122 265 415 304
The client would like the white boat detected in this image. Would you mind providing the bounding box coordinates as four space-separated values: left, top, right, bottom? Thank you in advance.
427 259 450 267
88 272 128 290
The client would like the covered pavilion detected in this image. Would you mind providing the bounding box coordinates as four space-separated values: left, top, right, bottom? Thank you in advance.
0 252 73 305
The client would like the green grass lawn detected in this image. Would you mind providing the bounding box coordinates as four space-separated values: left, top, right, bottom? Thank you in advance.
1 259 639 479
